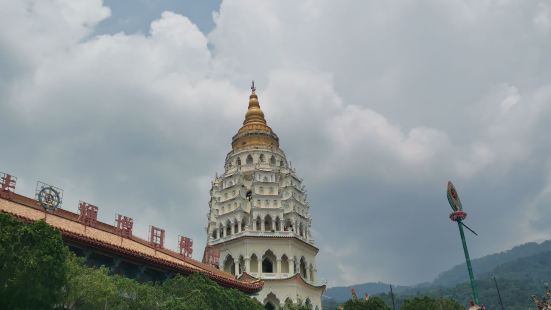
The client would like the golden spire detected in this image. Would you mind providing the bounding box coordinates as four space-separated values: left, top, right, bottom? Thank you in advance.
243 81 267 127
231 82 279 150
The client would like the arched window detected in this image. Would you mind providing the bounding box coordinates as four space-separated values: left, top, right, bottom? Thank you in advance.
241 219 246 231
299 222 304 237
250 254 259 273
226 221 232 236
256 216 261 231
234 221 239 233
262 250 276 273
263 176 268 182
270 156 276 165
223 255 235 274
281 254 289 273
284 298 294 309
300 257 307 279
265 215 273 231
259 154 265 162
279 160 284 167
264 293 280 310
237 158 241 166
309 264 315 282
305 298 312 310
284 219 293 231
219 224 224 237
246 154 253 165
275 217 281 231
211 229 217 239
262 258 273 273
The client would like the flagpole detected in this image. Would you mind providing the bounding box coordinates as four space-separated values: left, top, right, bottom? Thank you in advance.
457 219 479 304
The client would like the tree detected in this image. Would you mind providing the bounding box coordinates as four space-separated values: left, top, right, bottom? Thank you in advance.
160 273 263 310
0 213 69 309
343 296 390 310
401 296 463 310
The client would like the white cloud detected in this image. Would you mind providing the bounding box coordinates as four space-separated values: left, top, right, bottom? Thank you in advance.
1 0 551 286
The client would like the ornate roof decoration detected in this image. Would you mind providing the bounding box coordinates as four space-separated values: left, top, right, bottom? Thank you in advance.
231 83 279 150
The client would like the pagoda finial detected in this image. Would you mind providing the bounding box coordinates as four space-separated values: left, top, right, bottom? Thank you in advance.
251 80 256 93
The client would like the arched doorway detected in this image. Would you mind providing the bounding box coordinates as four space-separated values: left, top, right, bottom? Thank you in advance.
263 292 280 310
223 255 235 275
262 250 276 273
265 215 273 231
250 254 259 273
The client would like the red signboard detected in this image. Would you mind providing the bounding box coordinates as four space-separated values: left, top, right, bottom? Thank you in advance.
0 173 16 192
178 236 193 257
149 226 165 249
116 214 133 237
78 201 98 225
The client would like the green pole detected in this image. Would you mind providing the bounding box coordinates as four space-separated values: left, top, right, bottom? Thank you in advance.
458 220 479 304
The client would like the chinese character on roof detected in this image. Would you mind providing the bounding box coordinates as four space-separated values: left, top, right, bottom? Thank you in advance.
149 226 165 248
116 214 133 238
78 201 98 226
0 173 16 193
179 236 193 258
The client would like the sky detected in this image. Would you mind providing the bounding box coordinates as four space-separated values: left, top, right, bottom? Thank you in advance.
1 0 551 287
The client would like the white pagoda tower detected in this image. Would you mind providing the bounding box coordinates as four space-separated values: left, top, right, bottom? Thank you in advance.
205 84 325 309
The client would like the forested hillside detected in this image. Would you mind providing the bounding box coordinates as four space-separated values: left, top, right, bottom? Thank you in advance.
323 241 551 309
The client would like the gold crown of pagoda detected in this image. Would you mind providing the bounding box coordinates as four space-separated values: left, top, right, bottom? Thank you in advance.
231 82 279 150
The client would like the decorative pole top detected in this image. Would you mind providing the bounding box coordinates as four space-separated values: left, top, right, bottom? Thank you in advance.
251 80 256 93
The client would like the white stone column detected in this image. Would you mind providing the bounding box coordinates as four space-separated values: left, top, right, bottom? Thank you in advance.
276 258 281 275
257 258 262 275
216 228 220 239
261 217 265 231
234 262 239 276
289 258 295 274
231 222 235 235
253 218 257 230
245 257 250 273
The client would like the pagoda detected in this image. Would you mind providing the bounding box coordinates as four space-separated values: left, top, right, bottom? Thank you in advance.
205 84 325 309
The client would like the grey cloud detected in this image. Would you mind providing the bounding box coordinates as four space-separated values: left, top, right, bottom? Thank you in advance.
1 0 551 287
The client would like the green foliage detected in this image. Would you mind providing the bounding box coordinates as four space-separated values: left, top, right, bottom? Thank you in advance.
161 273 262 310
0 213 69 309
283 298 311 309
342 296 390 310
62 252 263 310
400 296 462 310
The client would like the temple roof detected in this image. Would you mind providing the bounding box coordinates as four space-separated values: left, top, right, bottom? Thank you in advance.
0 191 263 293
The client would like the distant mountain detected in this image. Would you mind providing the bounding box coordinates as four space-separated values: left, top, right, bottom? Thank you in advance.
391 251 551 310
324 282 410 303
323 240 551 309
432 240 551 287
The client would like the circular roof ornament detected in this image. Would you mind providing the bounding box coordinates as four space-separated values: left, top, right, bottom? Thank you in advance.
38 186 61 211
